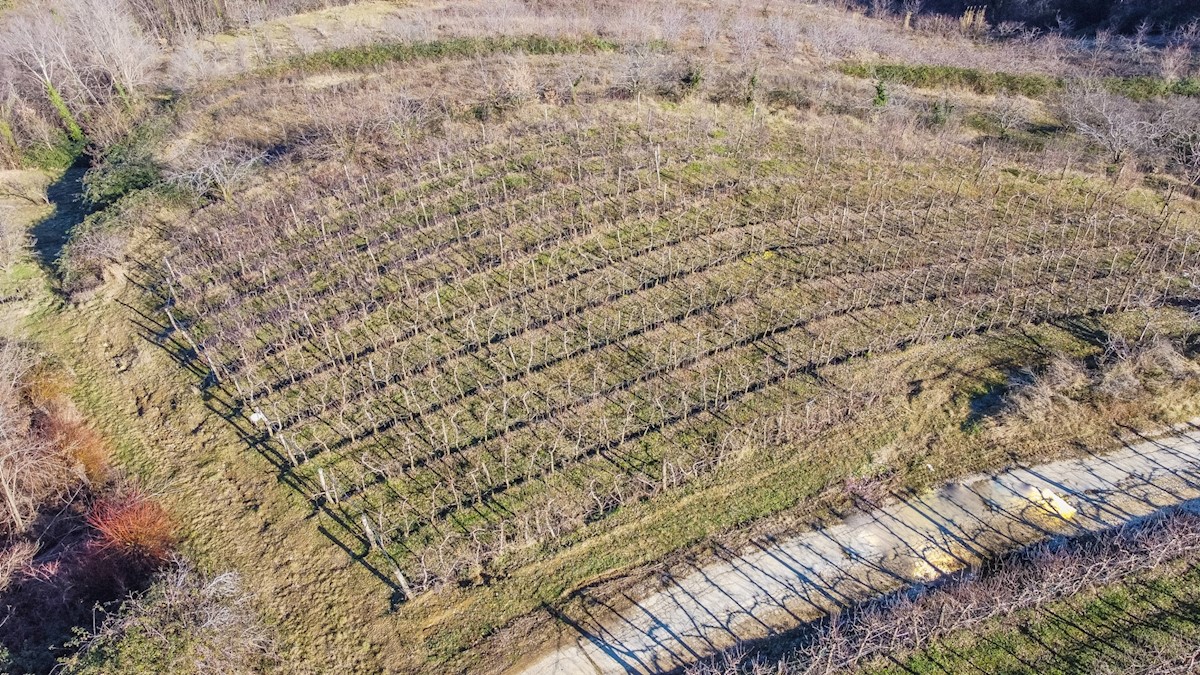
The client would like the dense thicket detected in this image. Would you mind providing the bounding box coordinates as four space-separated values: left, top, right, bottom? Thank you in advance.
914 0 1200 33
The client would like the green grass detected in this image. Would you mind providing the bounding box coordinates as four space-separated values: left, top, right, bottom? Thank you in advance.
840 62 1200 102
1104 75 1200 100
272 35 620 75
872 564 1200 674
21 134 84 173
839 63 1061 97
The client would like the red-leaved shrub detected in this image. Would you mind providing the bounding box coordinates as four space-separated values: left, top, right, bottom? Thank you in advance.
86 491 174 563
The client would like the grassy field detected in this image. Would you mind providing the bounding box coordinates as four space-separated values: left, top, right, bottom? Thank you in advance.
4 0 1200 672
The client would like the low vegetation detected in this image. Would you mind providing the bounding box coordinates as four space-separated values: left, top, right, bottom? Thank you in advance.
61 560 276 674
840 62 1062 96
0 339 176 670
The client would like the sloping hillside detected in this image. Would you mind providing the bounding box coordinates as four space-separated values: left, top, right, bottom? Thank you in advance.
4 0 1200 672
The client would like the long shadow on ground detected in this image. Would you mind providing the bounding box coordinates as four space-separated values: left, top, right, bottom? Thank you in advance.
31 161 93 268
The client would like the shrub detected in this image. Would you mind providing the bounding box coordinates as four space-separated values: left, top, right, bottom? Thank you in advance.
60 561 276 674
1001 356 1090 424
872 80 889 107
86 491 174 564
708 68 761 106
43 412 110 484
0 342 75 535
1058 84 1159 164
650 57 706 101
996 337 1199 424
21 133 85 172
1161 97 1200 186
83 143 161 207
1097 336 1200 400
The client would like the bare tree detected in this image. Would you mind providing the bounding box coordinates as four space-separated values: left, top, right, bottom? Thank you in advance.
730 12 764 62
660 4 689 43
169 144 265 202
69 0 159 107
1159 45 1192 81
768 15 801 60
1162 98 1200 186
1174 19 1200 50
1059 84 1159 164
697 8 723 49
992 93 1034 137
0 5 86 142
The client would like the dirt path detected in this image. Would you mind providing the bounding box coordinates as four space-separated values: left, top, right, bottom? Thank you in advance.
519 420 1200 674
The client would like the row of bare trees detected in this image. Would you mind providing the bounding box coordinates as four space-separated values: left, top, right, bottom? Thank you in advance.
689 509 1200 674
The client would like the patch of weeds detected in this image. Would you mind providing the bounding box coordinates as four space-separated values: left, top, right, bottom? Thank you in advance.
961 382 1008 433
708 69 760 106
501 173 528 190
279 36 619 75
840 63 1060 98
872 81 890 108
765 88 814 111
59 562 274 674
1105 76 1200 101
925 99 954 126
84 142 161 208
471 98 511 122
58 184 184 297
680 63 704 94
22 134 85 173
656 58 705 101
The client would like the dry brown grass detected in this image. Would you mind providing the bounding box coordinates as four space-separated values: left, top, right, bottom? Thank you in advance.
0 341 75 534
21 362 112 485
44 412 111 484
1001 356 1091 424
973 327 1200 462
0 539 35 592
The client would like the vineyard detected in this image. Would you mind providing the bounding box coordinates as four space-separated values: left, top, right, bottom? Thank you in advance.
149 101 1200 598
